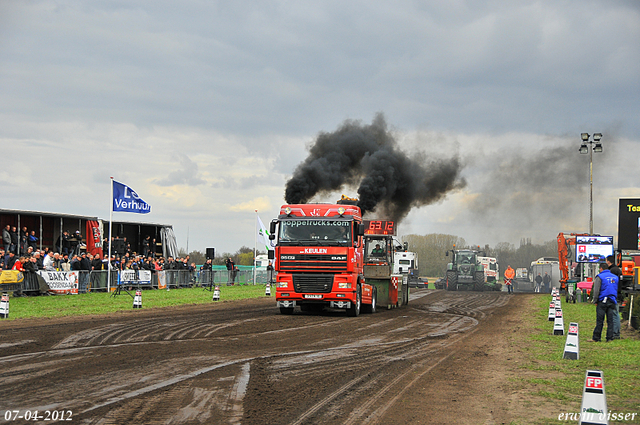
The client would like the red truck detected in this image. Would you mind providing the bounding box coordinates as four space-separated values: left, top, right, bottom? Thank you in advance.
269 202 376 316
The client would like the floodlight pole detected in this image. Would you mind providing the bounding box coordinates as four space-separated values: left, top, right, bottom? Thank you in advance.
589 141 593 236
579 133 603 280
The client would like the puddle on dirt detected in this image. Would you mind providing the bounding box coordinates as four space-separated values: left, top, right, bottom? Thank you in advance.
0 339 34 348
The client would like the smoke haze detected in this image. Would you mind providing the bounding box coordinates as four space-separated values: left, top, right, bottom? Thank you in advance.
285 114 466 221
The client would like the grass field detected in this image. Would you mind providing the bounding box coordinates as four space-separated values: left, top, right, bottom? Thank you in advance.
512 295 640 424
0 285 268 320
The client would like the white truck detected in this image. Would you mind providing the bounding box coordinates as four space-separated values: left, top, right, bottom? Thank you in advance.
394 247 422 288
478 256 499 283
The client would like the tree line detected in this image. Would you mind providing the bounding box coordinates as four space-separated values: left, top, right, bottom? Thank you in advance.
403 234 558 278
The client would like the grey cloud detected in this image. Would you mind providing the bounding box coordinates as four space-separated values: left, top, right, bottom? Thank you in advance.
2 1 639 140
154 154 205 186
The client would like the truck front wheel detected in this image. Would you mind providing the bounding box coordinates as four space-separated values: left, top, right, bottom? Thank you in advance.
279 307 294 315
446 271 457 291
474 271 485 292
362 288 377 314
347 286 361 317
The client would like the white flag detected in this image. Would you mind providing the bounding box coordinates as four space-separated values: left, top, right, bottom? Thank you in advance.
257 215 275 252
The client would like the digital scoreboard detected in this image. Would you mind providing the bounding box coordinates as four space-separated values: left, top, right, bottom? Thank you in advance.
575 236 614 263
364 220 396 236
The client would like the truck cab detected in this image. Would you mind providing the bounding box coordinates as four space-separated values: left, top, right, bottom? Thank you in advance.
362 221 409 308
270 203 375 316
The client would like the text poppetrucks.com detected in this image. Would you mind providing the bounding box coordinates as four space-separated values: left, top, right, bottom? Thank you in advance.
558 411 638 422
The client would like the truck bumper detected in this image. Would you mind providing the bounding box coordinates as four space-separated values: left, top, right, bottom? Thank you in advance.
276 296 354 310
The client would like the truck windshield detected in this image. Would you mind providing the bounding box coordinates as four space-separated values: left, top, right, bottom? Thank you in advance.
365 238 389 261
457 252 475 264
278 219 352 245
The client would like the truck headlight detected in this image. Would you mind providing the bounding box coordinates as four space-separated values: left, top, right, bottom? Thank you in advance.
277 282 289 288
337 282 351 289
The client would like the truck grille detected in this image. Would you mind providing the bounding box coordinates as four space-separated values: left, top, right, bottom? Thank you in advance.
292 274 334 293
279 254 348 273
458 265 472 275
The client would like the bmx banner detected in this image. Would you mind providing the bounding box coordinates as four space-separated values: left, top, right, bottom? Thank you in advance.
38 271 79 294
119 270 152 285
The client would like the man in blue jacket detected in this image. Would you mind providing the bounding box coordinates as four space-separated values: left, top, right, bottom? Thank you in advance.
588 263 619 342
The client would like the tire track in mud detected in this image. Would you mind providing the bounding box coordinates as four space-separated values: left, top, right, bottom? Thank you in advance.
278 292 510 425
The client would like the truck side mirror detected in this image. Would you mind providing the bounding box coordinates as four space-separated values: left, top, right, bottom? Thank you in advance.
358 223 365 236
403 242 408 251
445 251 449 257
268 250 275 260
269 221 277 240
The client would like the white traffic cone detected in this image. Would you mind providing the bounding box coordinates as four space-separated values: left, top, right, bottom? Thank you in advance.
578 370 607 424
212 285 220 301
133 289 142 309
553 308 564 335
563 322 579 360
0 292 9 319
265 282 271 296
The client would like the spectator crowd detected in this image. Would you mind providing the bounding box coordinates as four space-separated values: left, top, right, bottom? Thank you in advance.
2 225 197 276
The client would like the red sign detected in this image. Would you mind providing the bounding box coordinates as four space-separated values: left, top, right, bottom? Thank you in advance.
569 325 578 334
555 310 563 317
586 377 603 389
85 220 103 258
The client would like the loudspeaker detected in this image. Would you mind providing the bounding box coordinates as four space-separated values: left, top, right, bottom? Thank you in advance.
112 238 125 255
206 247 215 260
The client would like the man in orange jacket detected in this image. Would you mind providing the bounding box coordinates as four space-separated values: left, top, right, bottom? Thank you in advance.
504 265 515 294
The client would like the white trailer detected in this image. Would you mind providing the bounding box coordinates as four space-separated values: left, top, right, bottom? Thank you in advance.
394 250 422 287
529 257 560 293
478 256 499 283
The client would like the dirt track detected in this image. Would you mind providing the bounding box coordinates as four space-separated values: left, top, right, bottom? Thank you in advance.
0 289 522 424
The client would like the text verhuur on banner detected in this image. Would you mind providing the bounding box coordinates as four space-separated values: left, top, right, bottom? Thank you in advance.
113 180 151 214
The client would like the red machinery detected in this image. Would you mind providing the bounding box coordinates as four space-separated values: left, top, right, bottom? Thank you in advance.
557 232 589 290
558 232 636 290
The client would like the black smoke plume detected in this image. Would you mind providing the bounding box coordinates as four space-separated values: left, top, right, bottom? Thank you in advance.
284 114 466 222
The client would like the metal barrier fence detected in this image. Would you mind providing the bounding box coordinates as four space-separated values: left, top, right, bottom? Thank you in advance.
17 268 275 294
22 272 43 293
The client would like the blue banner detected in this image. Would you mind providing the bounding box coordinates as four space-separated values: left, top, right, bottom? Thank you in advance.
113 180 151 214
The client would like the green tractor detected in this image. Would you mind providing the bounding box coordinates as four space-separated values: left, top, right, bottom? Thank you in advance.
445 247 485 292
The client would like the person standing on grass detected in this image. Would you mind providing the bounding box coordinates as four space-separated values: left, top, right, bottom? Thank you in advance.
588 262 619 342
225 257 235 285
605 255 623 340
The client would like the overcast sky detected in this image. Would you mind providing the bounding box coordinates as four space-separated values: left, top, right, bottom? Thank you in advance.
1 1 639 255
